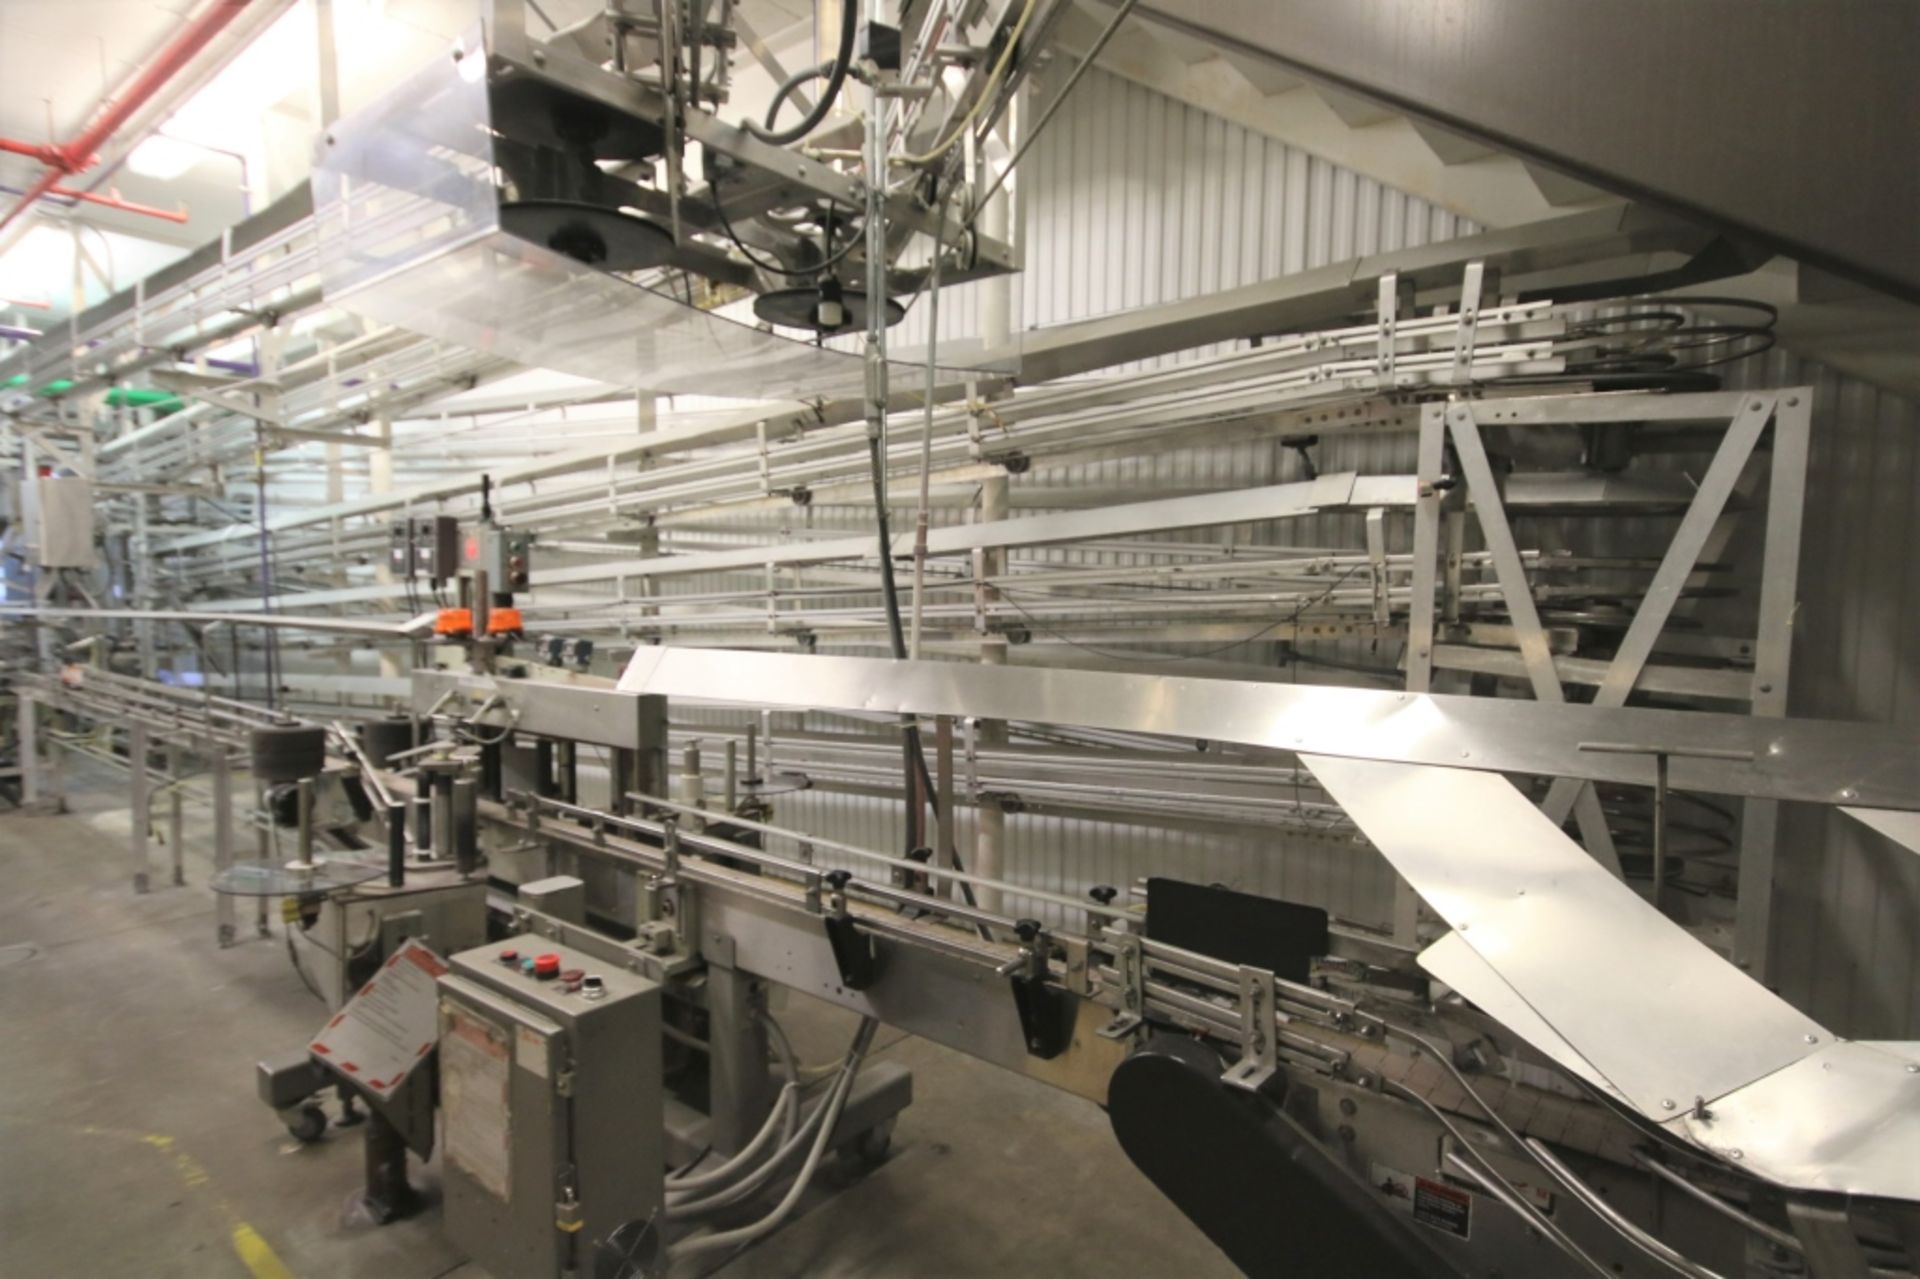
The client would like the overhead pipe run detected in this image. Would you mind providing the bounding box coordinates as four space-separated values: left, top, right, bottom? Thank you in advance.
0 180 188 225
0 0 254 235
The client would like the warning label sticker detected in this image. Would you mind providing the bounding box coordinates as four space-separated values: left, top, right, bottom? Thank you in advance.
1372 1163 1473 1240
308 938 448 1096
442 1003 512 1201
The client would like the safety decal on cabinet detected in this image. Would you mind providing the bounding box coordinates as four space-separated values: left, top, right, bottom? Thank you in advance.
1371 1163 1473 1240
443 1003 513 1201
308 938 448 1095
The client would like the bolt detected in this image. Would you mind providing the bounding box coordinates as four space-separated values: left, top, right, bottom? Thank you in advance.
1730 1149 1744 1161
1905 1064 1918 1074
1805 1033 1819 1044
1661 1099 1676 1111
1787 396 1799 406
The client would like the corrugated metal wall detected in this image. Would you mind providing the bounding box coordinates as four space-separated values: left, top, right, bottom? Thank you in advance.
1720 356 1920 1038
880 68 1478 365
785 70 1476 935
785 71 1920 1035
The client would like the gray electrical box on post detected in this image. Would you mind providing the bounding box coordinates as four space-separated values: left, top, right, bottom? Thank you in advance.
31 476 95 569
438 935 662 1279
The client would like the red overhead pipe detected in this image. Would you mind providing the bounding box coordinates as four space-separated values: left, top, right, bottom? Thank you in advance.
48 184 191 224
0 0 253 234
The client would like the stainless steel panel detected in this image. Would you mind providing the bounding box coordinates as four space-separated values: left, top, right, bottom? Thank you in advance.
441 935 662 1279
1300 753 1827 1116
1844 806 1920 857
1672 1040 1920 1199
1416 931 1623 1104
412 670 664 752
616 648 1920 809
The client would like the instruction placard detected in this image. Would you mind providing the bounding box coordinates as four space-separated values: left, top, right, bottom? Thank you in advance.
309 938 448 1096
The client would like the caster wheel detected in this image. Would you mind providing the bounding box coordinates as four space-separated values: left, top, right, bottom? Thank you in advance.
849 1119 894 1168
286 1104 328 1143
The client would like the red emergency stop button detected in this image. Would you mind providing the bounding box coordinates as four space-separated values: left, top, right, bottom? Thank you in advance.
533 953 561 979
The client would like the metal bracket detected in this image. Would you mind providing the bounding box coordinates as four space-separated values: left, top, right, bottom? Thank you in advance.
1008 973 1075 1059
1222 964 1279 1093
1364 507 1390 627
1097 930 1146 1040
1449 260 1486 385
821 870 878 990
1374 271 1399 388
1003 919 1075 1059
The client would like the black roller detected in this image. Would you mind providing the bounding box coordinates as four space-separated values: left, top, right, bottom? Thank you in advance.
1108 1036 1455 1278
753 286 905 335
358 717 416 770
500 201 676 271
251 724 327 783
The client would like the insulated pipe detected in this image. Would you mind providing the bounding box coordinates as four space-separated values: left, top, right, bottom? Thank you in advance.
0 0 254 235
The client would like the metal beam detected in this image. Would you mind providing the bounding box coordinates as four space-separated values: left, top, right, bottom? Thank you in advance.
616 647 1920 810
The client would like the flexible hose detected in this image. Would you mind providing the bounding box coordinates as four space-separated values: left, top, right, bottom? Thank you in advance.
666 1083 798 1194
665 1074 844 1218
743 0 857 146
670 1019 880 1256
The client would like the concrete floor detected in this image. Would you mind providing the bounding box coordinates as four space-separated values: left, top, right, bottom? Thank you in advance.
0 761 1240 1279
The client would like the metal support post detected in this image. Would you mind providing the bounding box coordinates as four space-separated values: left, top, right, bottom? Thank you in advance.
1735 391 1811 977
703 963 776 1156
128 722 152 893
213 748 236 946
166 744 185 887
557 739 578 805
254 779 271 937
387 801 407 888
17 690 39 808
975 473 1010 915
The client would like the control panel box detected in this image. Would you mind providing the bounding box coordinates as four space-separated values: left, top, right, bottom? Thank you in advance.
464 526 533 591
389 514 459 582
439 934 662 1279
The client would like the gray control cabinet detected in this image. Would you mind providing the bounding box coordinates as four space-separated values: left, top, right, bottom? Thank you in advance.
438 934 662 1278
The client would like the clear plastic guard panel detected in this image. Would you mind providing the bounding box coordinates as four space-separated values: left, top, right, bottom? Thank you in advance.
313 34 946 401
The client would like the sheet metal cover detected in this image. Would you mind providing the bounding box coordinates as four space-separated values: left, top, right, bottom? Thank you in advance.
1672 1040 1920 1200
1417 931 1625 1104
613 647 1920 809
1844 805 1920 855
1301 754 1826 1117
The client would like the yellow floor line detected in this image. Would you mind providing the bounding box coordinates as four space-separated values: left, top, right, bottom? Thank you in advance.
0 1121 304 1279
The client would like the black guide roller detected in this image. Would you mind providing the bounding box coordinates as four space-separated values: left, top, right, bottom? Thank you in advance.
250 724 327 783
358 717 415 770
1089 885 1118 906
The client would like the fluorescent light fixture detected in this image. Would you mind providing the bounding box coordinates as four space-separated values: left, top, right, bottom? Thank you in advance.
0 227 71 307
162 3 311 149
127 135 207 180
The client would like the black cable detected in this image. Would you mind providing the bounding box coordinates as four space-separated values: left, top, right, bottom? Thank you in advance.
742 0 858 146
707 182 862 280
864 435 990 932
